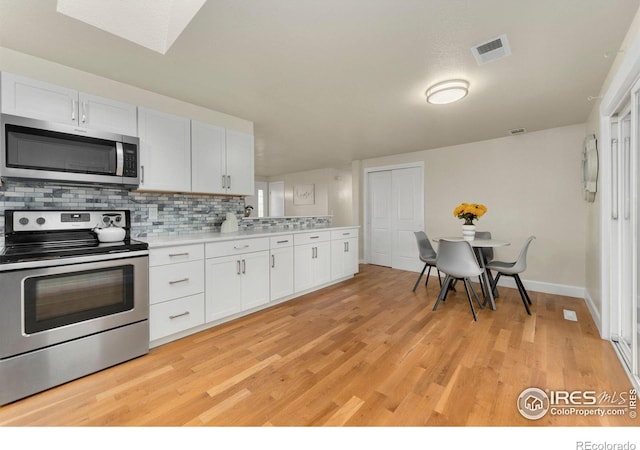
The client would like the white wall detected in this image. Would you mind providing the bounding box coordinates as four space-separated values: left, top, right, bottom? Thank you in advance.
359 123 588 291
268 167 354 226
0 47 253 134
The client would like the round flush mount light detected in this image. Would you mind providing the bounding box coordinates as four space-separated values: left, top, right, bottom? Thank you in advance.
425 79 469 105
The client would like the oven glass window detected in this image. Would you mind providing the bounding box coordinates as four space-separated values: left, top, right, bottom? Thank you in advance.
24 265 134 334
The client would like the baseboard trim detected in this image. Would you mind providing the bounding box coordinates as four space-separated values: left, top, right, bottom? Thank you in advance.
583 289 604 337
421 270 585 299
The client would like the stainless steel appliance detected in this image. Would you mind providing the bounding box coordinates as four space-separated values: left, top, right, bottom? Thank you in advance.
0 209 149 405
1 114 140 187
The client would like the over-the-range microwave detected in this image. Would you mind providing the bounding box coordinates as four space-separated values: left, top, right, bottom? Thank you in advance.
1 114 140 188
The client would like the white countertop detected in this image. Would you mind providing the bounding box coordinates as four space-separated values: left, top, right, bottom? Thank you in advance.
140 225 359 248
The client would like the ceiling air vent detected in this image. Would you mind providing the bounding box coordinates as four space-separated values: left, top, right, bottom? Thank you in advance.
509 127 527 135
472 34 511 65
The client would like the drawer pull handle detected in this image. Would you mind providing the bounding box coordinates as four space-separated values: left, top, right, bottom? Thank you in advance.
169 311 190 319
342 232 350 236
272 254 275 268
169 252 189 258
169 278 189 284
276 240 289 244
310 236 320 239
234 245 250 250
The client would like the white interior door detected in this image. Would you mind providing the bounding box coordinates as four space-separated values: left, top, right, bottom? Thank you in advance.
610 84 639 382
269 181 285 217
391 167 424 272
368 171 392 266
366 165 423 271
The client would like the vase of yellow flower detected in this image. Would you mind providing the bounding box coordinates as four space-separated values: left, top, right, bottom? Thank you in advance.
453 203 487 241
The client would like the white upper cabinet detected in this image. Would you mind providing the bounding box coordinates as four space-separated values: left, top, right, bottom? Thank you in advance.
192 120 255 196
191 120 226 194
225 129 255 196
1 72 137 136
138 107 191 192
78 92 137 136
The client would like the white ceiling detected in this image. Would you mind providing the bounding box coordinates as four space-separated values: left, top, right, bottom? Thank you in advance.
1 0 639 177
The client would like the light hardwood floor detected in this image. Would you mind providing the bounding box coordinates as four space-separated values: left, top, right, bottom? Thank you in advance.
0 264 636 426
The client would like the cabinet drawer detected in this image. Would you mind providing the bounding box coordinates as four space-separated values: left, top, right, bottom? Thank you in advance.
270 235 293 248
150 293 205 341
149 244 204 267
294 231 331 245
331 228 359 240
150 260 204 304
206 237 269 258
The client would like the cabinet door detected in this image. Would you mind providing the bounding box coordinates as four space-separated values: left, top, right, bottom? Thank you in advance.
191 120 226 194
314 241 332 286
138 107 191 192
240 251 270 310
270 246 294 301
1 72 77 124
331 239 348 280
331 238 359 280
225 129 255 196
79 92 137 136
205 255 243 322
294 244 315 293
346 238 359 276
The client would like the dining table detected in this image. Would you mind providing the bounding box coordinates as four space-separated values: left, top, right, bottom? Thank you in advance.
433 237 510 311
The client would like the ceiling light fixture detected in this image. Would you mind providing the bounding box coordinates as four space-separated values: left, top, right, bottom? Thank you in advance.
425 80 469 105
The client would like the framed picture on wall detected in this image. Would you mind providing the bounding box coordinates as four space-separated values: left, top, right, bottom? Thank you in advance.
293 184 315 205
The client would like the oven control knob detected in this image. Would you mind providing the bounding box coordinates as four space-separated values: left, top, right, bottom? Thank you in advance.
102 216 111 224
36 217 46 225
18 217 29 226
115 215 122 223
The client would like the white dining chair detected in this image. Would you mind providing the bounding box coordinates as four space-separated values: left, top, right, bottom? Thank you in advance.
412 231 442 292
433 238 484 321
485 236 536 315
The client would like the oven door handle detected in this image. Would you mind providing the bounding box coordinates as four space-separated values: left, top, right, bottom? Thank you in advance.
0 250 150 271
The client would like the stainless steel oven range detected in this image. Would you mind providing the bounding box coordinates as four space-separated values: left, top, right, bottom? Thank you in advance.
0 209 149 405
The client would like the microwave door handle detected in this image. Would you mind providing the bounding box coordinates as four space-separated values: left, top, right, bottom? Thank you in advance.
115 142 124 176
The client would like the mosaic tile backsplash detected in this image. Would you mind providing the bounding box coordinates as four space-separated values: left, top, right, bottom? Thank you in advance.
0 179 332 246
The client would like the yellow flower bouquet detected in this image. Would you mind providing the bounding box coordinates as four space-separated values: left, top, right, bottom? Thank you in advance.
453 202 487 225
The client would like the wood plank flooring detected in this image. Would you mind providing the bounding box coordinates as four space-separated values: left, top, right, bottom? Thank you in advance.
0 264 636 426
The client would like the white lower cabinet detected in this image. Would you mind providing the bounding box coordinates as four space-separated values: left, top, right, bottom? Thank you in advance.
270 235 294 301
149 244 205 342
149 228 359 345
150 294 205 341
331 229 359 280
294 231 331 293
205 238 270 322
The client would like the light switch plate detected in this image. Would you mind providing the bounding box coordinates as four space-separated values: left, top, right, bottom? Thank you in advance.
563 309 578 321
148 205 158 221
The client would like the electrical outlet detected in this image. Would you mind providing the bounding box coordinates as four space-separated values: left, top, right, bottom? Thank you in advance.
148 205 158 221
563 309 578 322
